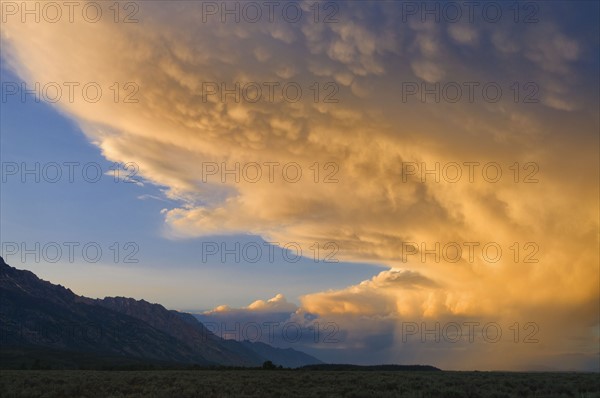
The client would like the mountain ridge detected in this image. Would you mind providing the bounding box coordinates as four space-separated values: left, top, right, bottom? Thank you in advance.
0 256 322 369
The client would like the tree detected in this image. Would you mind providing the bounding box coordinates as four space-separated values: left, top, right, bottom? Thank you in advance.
262 360 276 370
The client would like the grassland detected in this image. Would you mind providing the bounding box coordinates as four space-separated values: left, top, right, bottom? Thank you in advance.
0 370 598 397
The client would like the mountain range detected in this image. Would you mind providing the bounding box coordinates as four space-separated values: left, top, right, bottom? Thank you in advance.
0 256 322 369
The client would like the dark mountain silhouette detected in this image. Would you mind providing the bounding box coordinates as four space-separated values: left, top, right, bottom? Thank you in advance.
238 340 324 369
300 364 441 371
0 256 322 369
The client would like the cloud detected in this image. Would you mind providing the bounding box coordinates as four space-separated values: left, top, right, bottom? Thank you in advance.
204 293 298 315
301 269 444 317
410 60 445 82
448 24 479 46
196 294 303 347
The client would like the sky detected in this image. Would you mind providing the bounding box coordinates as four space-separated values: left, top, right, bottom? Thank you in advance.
0 0 598 371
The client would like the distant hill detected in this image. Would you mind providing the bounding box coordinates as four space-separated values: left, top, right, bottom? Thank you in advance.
0 256 322 369
300 364 441 371
239 340 325 369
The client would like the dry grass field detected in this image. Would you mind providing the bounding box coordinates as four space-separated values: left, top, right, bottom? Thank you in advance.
0 370 598 398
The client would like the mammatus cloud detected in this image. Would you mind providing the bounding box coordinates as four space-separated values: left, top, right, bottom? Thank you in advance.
1 1 598 370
